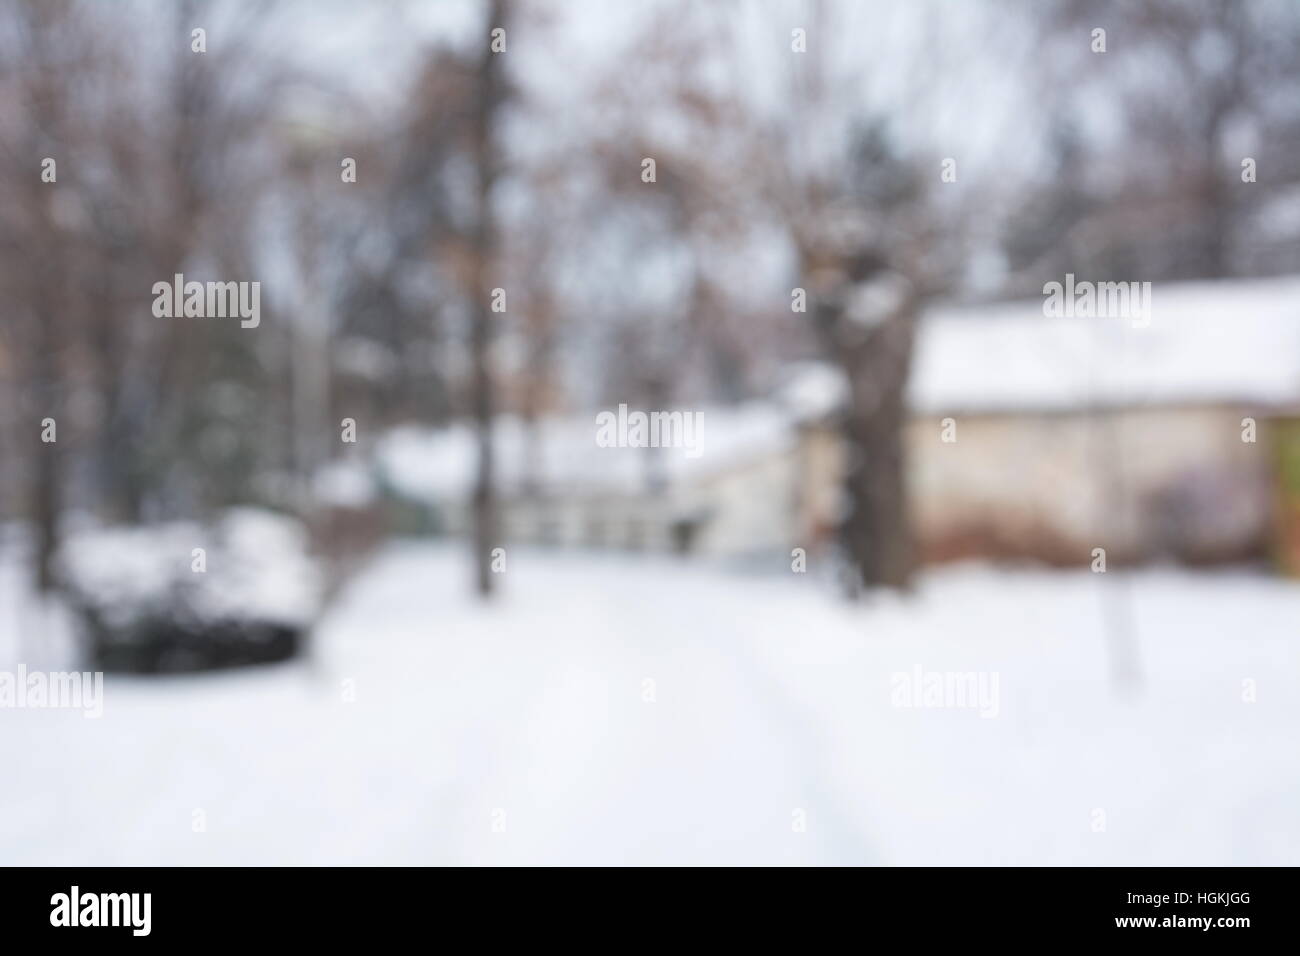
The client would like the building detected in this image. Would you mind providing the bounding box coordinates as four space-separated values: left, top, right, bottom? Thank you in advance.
366 276 1300 570
904 276 1300 567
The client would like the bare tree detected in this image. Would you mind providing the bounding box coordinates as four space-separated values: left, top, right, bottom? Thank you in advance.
576 0 963 591
1009 0 1300 284
0 0 87 591
466 0 511 596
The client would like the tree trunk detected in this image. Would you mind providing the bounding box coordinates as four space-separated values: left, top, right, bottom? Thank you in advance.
30 167 64 593
32 301 60 594
468 0 509 597
837 310 919 594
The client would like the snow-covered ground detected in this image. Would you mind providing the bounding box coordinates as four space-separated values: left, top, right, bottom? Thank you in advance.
2 541 1297 865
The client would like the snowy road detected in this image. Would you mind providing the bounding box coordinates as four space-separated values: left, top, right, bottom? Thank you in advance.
3 542 1299 865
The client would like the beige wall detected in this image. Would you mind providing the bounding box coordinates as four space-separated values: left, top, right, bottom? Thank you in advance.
903 405 1272 565
423 405 1275 568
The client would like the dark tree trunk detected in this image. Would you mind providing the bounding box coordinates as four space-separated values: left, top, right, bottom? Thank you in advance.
468 0 509 597
33 425 59 593
833 308 920 594
32 302 61 594
30 174 64 593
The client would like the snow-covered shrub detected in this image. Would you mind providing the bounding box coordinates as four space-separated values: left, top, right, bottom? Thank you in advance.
58 508 321 673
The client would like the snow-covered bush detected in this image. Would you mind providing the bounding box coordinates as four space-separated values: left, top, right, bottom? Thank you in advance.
58 508 321 673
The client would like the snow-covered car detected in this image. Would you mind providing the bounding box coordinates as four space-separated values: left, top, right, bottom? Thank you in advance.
57 508 321 673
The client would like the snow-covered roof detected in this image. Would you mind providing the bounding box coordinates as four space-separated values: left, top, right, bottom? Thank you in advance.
910 276 1300 413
